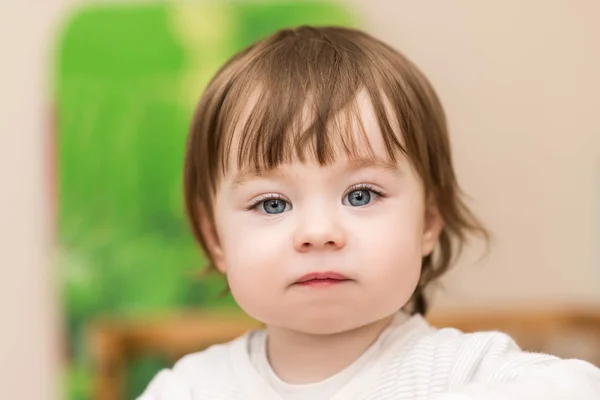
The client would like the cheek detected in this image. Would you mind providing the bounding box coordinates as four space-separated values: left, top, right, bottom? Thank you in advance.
218 212 289 269
215 212 289 315
352 197 425 300
359 217 423 282
358 236 422 316
358 196 424 263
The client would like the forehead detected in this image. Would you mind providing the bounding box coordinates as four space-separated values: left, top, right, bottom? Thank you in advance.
222 88 404 178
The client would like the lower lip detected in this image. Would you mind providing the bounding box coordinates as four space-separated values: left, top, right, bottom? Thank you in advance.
295 279 350 287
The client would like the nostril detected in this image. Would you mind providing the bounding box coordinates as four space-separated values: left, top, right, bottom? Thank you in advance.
296 237 345 251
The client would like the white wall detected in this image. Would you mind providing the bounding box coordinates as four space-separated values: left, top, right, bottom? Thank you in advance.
0 1 598 399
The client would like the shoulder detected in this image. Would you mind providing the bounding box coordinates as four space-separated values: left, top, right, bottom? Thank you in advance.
402 315 520 360
409 319 549 370
404 319 597 383
402 318 600 398
382 316 548 386
137 333 252 400
424 324 522 359
364 315 523 398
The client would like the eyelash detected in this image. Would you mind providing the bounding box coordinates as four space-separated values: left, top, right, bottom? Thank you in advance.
345 183 385 200
246 183 386 212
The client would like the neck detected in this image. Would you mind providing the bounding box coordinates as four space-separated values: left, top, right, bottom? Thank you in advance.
265 314 395 384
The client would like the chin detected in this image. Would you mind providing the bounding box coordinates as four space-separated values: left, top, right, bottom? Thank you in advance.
288 321 356 335
283 310 379 335
245 306 359 335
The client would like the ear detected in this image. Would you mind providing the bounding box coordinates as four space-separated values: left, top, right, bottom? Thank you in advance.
421 201 444 257
198 205 227 274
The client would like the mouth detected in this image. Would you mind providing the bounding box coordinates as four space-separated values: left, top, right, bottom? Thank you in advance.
293 271 351 287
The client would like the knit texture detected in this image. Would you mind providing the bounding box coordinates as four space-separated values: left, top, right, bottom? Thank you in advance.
138 314 600 400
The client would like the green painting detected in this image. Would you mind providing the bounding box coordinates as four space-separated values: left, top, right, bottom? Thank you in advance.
55 2 357 398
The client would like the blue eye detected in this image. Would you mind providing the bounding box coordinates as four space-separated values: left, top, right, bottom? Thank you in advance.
344 185 382 207
250 195 292 215
347 189 371 206
261 199 289 214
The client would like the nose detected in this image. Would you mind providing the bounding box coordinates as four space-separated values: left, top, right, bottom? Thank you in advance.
293 211 347 252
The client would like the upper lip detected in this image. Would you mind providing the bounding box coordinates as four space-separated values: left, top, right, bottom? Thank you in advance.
294 271 350 284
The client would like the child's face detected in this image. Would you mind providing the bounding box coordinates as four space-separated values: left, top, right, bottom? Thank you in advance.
201 94 442 334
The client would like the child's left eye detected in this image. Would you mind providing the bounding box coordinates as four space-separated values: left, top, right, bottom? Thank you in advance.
343 185 383 207
346 189 373 206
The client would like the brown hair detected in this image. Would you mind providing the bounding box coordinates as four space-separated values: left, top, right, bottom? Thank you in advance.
183 26 488 315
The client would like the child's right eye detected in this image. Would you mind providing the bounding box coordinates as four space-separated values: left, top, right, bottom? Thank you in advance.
260 199 291 214
249 195 292 215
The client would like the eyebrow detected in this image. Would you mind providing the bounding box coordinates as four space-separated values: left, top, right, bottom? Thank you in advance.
345 157 401 174
232 167 285 188
232 157 401 188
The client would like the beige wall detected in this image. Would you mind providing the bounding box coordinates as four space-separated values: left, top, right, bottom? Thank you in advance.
356 0 600 310
0 1 67 399
0 1 598 398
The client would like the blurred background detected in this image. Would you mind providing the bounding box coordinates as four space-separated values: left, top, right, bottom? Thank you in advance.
1 1 599 399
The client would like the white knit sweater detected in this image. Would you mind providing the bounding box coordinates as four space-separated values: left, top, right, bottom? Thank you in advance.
138 313 600 399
